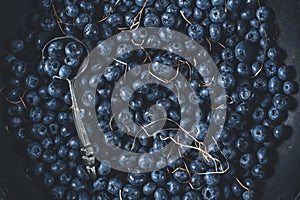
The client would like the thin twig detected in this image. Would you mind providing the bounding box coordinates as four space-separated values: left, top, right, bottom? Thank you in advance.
130 0 147 31
236 177 249 191
180 10 192 25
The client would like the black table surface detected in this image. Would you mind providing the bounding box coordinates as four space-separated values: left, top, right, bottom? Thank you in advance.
0 0 299 199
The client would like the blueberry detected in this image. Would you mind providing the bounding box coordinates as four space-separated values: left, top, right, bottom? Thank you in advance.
31 123 48 139
107 177 123 195
243 190 255 200
76 165 90 180
78 192 89 200
93 177 107 191
236 19 250 35
268 106 286 122
226 0 241 11
60 125 72 137
98 160 112 176
196 0 211 10
75 13 92 29
267 47 279 60
268 77 282 94
10 39 25 53
231 182 243 196
202 186 221 200
170 196 181 200
240 153 255 169
189 159 207 173
250 19 260 28
245 29 260 43
189 174 203 189
188 24 204 40
64 56 80 68
237 62 251 77
59 172 72 185
48 81 65 98
128 173 147 186
66 190 78 199
122 184 140 200
40 0 53 9
154 188 168 200
217 72 236 89
223 145 238 160
204 169 221 186
177 0 192 8
42 150 57 163
166 180 181 195
65 3 79 18
278 65 292 80
238 6 251 18
27 142 43 161
42 172 55 187
151 170 166 183
135 0 154 6
42 111 54 125
79 1 95 13
183 191 202 200
252 107 266 122
36 32 52 50
244 177 256 189
253 76 267 91
257 146 269 165
273 124 285 140
209 23 222 42
212 0 225 6
168 109 180 121
251 164 265 179
210 7 227 23
272 94 289 111
103 65 120 82
264 60 278 77
250 125 268 143
58 65 72 79
107 13 124 27
193 7 203 20
161 12 176 27
58 145 69 158
283 81 297 95
32 161 45 177
50 186 65 199
43 59 60 77
259 22 277 39
194 121 209 141
219 62 235 74
68 136 79 149
222 185 233 199
143 182 157 195
65 41 84 58
42 137 53 149
50 160 67 175
29 106 43 123
144 13 160 27
40 16 57 31
68 148 79 161
225 34 239 47
222 20 236 36
235 41 253 62
256 6 270 22
71 178 87 191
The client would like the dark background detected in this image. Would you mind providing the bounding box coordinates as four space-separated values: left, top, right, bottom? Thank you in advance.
0 0 299 199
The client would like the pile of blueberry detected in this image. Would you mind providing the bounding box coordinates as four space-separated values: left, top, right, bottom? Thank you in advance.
1 0 298 199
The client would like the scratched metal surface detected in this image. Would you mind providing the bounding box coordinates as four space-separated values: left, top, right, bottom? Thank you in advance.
0 0 299 199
